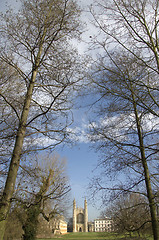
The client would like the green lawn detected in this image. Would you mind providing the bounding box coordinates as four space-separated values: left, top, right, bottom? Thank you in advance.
37 232 153 240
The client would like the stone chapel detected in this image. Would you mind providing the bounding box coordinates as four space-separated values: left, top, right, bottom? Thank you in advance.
73 199 88 232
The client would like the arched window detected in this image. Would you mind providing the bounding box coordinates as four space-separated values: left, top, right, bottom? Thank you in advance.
77 213 84 224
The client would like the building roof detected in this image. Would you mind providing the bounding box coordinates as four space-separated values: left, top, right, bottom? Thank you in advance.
94 218 112 221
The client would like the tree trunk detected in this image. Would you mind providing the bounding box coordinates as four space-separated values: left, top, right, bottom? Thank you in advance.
0 19 47 237
0 70 37 240
131 88 159 240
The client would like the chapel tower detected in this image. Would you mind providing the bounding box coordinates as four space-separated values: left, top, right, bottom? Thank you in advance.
73 199 76 232
73 199 88 232
84 199 88 232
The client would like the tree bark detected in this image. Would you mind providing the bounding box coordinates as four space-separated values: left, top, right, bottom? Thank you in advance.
0 71 37 240
131 87 159 240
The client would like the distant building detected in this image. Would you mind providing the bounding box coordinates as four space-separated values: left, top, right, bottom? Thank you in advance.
36 215 67 238
73 199 88 232
88 222 95 232
52 219 67 235
94 218 113 232
71 199 113 233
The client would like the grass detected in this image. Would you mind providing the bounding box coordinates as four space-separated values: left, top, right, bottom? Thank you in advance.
37 232 153 240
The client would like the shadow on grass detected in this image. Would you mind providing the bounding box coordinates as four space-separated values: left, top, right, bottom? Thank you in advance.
37 232 153 240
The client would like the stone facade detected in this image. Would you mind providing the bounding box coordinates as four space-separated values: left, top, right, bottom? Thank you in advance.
73 199 88 232
88 222 95 232
94 218 113 232
52 219 67 235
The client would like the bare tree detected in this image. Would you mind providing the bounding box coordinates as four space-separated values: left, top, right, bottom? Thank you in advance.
88 53 159 239
88 1 159 239
89 0 159 116
102 193 151 237
0 0 82 238
6 153 70 240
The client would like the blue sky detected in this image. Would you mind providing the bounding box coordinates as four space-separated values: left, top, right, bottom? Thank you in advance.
58 142 101 221
57 96 102 220
0 0 102 221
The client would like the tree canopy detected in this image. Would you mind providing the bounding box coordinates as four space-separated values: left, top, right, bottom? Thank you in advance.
0 0 82 238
